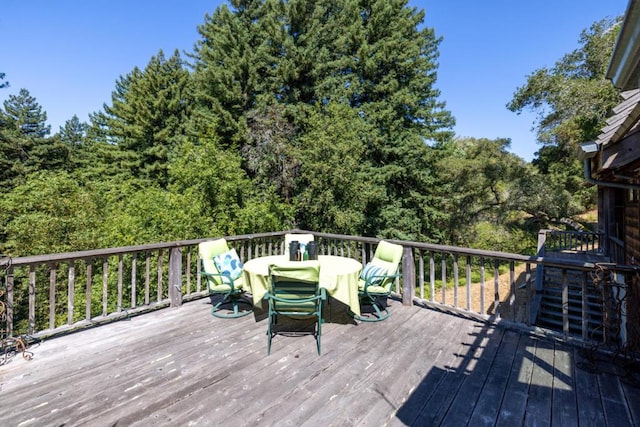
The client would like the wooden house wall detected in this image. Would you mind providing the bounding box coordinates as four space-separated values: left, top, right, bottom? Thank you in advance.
597 187 606 236
599 187 627 263
624 188 640 350
624 189 640 265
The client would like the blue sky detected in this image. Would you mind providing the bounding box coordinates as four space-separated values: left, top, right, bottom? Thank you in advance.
0 0 629 161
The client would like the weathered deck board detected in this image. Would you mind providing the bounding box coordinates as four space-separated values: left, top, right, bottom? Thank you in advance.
574 347 607 426
440 322 506 426
495 333 537 426
524 338 555 426
467 329 520 425
1 297 639 426
359 309 464 425
551 342 579 427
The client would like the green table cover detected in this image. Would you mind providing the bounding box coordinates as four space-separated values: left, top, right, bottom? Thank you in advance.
243 255 363 316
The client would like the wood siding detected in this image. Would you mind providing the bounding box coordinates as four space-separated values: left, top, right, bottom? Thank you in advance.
625 189 640 264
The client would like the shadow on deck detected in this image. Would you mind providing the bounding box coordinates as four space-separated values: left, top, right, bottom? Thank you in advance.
1 297 639 426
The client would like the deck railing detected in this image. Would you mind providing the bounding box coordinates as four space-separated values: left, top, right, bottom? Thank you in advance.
539 229 603 254
1 230 637 354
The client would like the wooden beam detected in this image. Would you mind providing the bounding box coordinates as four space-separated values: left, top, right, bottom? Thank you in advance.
601 130 640 171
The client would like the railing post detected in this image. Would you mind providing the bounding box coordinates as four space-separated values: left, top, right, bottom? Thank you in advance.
5 265 14 337
169 247 183 307
402 246 415 306
537 229 548 256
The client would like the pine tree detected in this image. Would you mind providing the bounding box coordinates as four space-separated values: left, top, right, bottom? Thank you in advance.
2 88 51 138
59 115 88 145
190 0 454 239
0 89 67 187
190 1 267 146
56 115 91 172
100 50 192 187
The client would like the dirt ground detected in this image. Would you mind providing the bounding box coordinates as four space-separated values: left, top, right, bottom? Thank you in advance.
423 262 534 322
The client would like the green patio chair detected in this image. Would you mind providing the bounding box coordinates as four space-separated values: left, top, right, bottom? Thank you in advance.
355 240 403 322
199 238 252 318
265 262 325 355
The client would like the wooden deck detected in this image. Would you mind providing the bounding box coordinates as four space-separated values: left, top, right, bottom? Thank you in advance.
1 297 639 426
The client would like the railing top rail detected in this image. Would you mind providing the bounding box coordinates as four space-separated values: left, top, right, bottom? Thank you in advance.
543 229 602 235
0 231 289 267
280 230 616 272
2 228 637 273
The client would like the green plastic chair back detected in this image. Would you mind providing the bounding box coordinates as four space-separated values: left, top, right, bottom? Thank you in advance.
199 238 231 288
266 261 324 354
369 240 403 292
269 262 321 313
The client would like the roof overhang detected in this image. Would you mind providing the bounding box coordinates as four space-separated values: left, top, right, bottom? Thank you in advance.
607 0 640 90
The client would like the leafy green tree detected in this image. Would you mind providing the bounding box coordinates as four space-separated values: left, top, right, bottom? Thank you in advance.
0 171 101 256
96 180 210 247
169 135 292 237
508 17 620 147
294 102 376 234
0 72 8 89
507 17 621 213
433 138 534 246
0 170 106 331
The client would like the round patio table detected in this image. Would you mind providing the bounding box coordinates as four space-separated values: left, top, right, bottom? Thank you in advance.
242 255 363 316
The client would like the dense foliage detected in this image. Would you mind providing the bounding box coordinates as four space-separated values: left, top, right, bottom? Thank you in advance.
507 17 621 217
0 2 622 261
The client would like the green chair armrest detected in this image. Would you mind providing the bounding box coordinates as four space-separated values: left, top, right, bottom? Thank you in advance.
200 271 237 290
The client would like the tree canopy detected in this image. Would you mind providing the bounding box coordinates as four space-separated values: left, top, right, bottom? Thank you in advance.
189 0 454 240
507 16 622 218
2 2 619 260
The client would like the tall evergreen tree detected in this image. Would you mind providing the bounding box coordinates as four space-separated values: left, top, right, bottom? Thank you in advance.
190 1 267 146
192 0 454 239
59 115 88 145
99 50 192 187
0 89 67 187
55 115 91 172
1 88 51 138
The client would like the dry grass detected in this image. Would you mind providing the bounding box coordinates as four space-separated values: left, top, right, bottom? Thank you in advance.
422 262 534 322
576 209 598 224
